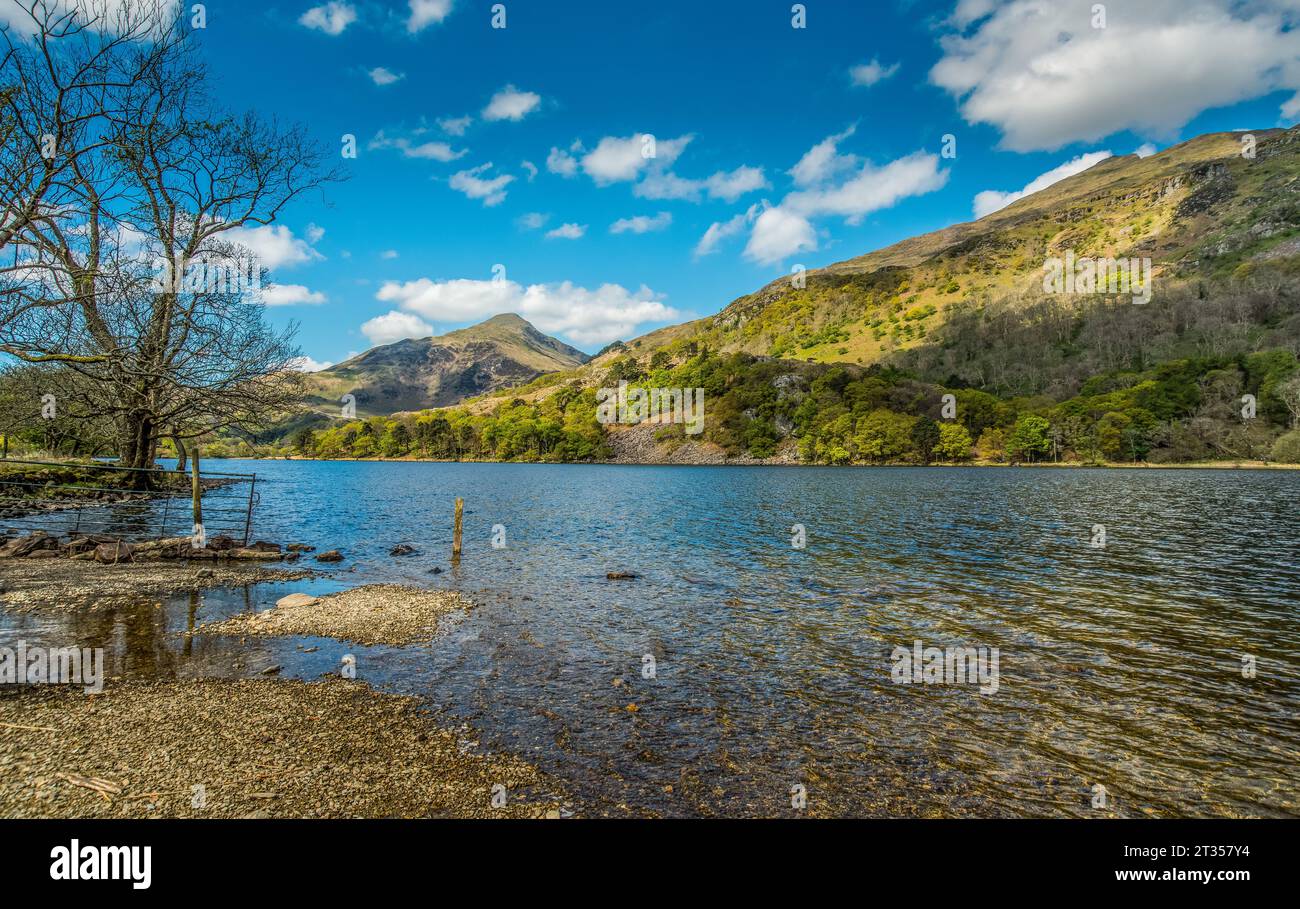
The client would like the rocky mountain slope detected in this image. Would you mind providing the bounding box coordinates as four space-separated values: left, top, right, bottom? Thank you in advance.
302 314 589 417
620 127 1300 378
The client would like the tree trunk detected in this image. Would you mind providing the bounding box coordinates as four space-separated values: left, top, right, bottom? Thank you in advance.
174 433 188 473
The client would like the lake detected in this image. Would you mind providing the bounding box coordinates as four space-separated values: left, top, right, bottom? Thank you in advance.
4 460 1298 817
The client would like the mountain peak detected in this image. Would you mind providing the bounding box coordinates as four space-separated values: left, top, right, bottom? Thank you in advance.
304 313 589 416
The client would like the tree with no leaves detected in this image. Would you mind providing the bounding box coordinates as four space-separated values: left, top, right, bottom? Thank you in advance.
0 0 341 480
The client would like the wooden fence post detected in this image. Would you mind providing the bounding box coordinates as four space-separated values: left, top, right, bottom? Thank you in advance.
191 445 202 544
452 497 463 562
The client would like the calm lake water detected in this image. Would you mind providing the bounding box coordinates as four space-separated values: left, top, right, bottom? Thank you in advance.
4 460 1299 817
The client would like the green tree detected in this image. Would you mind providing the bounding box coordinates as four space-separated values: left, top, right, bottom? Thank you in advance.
1006 414 1052 462
910 416 941 463
935 422 974 461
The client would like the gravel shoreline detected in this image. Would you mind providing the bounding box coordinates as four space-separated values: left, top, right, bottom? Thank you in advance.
196 584 474 646
0 558 320 611
0 677 567 818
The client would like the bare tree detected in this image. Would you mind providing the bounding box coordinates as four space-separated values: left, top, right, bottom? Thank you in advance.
0 0 339 479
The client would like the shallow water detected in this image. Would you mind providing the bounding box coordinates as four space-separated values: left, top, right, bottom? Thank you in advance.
3 461 1298 817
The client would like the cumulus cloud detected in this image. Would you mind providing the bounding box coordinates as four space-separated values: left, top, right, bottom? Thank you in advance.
972 149 1112 218
407 0 452 34
261 284 327 306
610 212 672 234
482 85 542 122
930 0 1300 151
224 224 322 271
546 143 581 177
448 162 514 206
1134 142 1158 158
580 134 691 185
300 1 355 35
545 222 586 239
521 160 538 181
374 277 680 346
849 59 899 87
744 205 819 265
694 204 760 258
367 67 404 86
361 310 434 345
635 165 768 203
744 139 949 265
783 151 949 224
438 115 472 136
788 125 859 187
368 129 466 162
289 356 335 372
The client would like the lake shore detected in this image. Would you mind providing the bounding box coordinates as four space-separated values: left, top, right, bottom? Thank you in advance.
0 557 320 612
0 676 567 819
215 453 1300 470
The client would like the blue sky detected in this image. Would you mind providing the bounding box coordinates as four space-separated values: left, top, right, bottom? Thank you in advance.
180 0 1300 367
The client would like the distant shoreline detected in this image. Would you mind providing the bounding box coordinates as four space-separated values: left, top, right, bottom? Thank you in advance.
200 455 1300 471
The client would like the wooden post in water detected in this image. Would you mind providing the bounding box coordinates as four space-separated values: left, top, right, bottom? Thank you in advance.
452 497 463 563
191 444 203 543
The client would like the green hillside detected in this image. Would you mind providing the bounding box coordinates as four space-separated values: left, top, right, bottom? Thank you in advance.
274 127 1300 467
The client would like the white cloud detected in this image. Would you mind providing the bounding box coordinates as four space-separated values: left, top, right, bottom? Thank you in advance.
439 115 472 136
547 144 580 177
930 0 1300 151
1134 142 1158 158
580 134 691 185
972 150 1112 218
306 223 326 243
784 151 949 225
407 0 453 34
521 160 538 181
789 125 859 187
448 162 514 206
367 67 405 86
545 222 587 240
289 356 334 372
517 212 550 230
745 146 949 265
611 212 672 234
704 166 769 202
849 59 899 87
0 0 182 36
368 129 466 162
482 85 542 122
744 205 818 266
694 204 760 258
635 165 768 203
361 310 434 345
299 1 356 35
261 284 327 306
381 250 399 259
224 224 322 271
375 277 680 346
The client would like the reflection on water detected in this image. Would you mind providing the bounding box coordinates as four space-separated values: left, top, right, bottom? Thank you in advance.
3 462 1298 817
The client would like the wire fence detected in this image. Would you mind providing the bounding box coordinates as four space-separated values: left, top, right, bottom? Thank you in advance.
0 458 258 544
